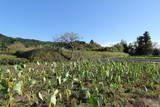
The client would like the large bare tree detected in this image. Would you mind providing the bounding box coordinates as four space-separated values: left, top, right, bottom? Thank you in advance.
55 32 79 42
54 32 80 60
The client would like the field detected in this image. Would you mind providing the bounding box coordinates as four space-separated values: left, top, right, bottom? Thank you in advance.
1 1 160 106
0 59 160 107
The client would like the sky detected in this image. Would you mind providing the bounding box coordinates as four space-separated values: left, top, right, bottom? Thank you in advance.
0 0 160 45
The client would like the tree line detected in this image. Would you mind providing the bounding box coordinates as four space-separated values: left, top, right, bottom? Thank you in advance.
54 31 160 56
119 31 159 56
0 31 160 56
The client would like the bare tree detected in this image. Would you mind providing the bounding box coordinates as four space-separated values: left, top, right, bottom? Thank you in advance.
54 32 80 60
55 32 79 42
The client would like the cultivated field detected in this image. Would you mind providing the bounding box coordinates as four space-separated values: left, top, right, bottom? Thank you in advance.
0 60 160 106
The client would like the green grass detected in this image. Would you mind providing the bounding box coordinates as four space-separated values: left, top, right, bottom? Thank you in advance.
80 51 128 58
0 54 17 59
0 54 29 65
0 60 160 106
14 47 128 62
55 49 128 60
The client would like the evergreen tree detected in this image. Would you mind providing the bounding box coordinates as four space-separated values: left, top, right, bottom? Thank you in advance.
90 40 94 44
136 31 153 55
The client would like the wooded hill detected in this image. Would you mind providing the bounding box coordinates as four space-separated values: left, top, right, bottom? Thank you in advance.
0 33 102 52
0 33 53 48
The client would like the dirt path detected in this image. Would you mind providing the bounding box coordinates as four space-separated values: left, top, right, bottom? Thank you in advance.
77 97 160 107
103 58 160 63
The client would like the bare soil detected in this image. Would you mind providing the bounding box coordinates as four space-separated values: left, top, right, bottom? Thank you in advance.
104 58 160 63
77 96 160 107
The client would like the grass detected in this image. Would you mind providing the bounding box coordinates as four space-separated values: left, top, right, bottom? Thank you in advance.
0 54 17 59
0 60 160 106
80 51 128 58
13 47 128 62
0 54 29 65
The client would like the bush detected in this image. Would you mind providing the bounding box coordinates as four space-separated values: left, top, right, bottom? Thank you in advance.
7 42 26 53
113 43 124 52
93 47 118 52
14 50 33 59
0 57 28 65
14 47 67 62
152 48 160 56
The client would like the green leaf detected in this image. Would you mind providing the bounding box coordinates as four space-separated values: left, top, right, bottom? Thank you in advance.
53 89 59 96
38 92 43 101
49 89 59 106
13 81 23 95
88 96 98 107
50 95 56 106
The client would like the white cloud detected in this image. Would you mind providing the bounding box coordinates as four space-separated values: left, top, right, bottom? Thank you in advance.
101 41 134 47
101 42 117 47
153 41 160 48
101 41 160 48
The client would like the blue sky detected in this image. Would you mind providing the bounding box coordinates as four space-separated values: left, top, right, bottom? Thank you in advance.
0 0 160 45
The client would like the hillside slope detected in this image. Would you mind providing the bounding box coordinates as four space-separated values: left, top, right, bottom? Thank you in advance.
0 33 52 47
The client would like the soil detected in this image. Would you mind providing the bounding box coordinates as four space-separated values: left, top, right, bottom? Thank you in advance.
76 96 160 107
104 58 160 63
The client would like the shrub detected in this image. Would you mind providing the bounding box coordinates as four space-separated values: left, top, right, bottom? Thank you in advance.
93 47 118 52
113 43 124 52
14 47 67 62
0 57 28 65
152 48 160 56
7 42 25 53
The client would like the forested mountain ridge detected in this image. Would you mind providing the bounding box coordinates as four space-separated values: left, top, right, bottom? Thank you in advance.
0 33 53 47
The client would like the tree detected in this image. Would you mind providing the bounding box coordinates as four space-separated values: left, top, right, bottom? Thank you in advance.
7 42 25 53
128 43 137 55
55 32 79 42
113 43 124 52
120 40 129 53
153 48 160 56
136 31 153 55
89 40 101 49
0 40 7 52
90 40 94 44
54 32 80 60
